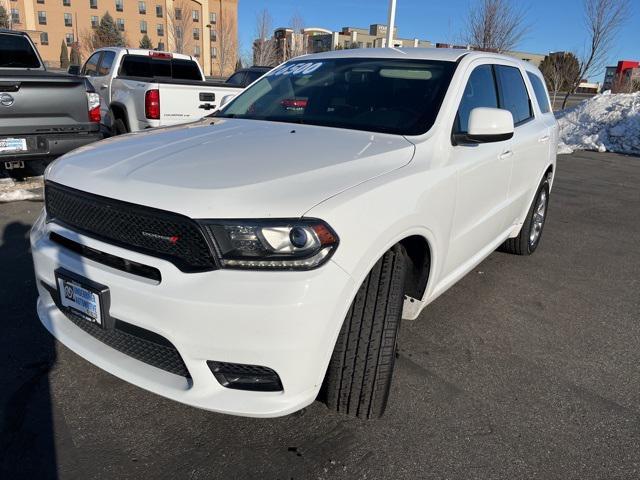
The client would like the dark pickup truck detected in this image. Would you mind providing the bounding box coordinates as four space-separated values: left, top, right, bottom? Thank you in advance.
0 29 103 173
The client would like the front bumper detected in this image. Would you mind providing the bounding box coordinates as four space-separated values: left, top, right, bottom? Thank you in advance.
31 212 356 417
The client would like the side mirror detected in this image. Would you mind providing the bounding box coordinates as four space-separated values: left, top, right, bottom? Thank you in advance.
454 107 514 145
220 94 234 107
68 65 81 75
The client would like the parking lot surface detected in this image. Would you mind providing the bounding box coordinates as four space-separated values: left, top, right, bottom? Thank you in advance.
1 150 639 479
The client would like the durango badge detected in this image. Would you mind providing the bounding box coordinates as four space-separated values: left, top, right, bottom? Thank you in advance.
141 232 180 245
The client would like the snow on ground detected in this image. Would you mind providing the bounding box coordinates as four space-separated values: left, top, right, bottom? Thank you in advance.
0 176 44 203
556 91 640 155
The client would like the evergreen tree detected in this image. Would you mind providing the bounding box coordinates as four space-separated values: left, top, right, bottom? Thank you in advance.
91 12 126 49
139 34 153 49
0 6 9 29
60 40 70 69
70 43 82 66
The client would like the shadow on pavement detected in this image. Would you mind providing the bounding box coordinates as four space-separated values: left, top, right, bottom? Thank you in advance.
0 221 58 479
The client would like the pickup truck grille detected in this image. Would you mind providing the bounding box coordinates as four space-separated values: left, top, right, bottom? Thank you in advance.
45 181 217 272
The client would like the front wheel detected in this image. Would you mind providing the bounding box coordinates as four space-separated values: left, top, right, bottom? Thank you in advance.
500 178 550 255
321 245 406 419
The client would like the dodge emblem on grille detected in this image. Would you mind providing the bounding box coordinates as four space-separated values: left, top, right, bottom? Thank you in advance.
141 232 180 245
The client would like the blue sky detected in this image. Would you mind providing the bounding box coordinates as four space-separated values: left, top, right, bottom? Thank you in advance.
237 0 640 81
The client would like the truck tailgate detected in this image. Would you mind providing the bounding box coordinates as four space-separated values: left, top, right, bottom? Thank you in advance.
0 73 94 135
158 83 242 125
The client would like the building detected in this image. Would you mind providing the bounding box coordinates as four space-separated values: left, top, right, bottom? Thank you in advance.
2 0 237 77
603 60 640 93
255 23 432 65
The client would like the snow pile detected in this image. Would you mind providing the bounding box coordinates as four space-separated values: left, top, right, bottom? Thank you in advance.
0 176 44 203
556 91 640 155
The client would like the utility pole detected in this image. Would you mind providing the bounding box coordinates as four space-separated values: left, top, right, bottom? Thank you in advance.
386 0 396 47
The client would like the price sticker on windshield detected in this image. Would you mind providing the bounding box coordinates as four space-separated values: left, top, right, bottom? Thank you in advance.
268 62 324 77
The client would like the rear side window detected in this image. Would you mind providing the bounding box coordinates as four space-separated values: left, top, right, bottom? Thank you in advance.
455 65 498 133
0 34 41 68
495 65 533 124
97 51 116 76
527 72 551 114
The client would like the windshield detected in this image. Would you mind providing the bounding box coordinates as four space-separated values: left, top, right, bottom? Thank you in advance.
216 58 456 135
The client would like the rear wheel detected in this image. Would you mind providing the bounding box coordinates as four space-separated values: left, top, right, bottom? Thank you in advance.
112 117 128 136
500 178 550 255
321 245 407 419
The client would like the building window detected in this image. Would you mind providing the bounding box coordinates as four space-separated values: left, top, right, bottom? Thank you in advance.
89 0 97 8
10 8 20 24
40 32 49 45
174 8 182 20
155 4 162 17
37 0 44 4
138 1 146 14
64 12 72 26
116 18 125 31
38 11 47 25
115 0 122 12
193 28 199 40
194 45 200 57
209 28 216 41
140 20 147 33
91 15 99 27
175 26 182 39
156 23 164 36
65 33 74 45
192 9 199 22
63 0 70 5
209 12 216 24
157 41 164 50
211 46 217 58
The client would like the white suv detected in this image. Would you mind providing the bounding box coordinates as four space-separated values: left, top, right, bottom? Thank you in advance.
31 48 557 419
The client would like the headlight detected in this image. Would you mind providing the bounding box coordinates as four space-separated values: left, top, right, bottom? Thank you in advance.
201 219 339 270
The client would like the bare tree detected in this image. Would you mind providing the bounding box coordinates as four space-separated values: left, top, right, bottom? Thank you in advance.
213 4 237 78
285 12 307 60
167 0 193 55
562 0 630 108
252 9 278 67
463 0 529 53
539 52 580 108
0 0 13 29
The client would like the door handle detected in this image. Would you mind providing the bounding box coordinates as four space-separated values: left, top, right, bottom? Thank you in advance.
100 84 108 89
199 103 216 110
538 135 550 143
499 150 513 160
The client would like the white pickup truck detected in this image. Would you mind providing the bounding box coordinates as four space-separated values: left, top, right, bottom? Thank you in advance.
80 48 243 134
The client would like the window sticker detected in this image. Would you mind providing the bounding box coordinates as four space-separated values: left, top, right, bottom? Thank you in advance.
268 62 324 77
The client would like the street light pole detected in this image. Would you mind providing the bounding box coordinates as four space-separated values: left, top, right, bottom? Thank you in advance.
386 0 396 48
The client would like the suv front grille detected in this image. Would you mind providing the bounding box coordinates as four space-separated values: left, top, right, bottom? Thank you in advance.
45 181 217 272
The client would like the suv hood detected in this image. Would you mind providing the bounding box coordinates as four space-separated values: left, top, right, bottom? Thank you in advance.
46 118 415 219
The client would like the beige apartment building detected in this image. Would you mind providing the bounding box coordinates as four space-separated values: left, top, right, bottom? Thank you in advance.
3 0 237 77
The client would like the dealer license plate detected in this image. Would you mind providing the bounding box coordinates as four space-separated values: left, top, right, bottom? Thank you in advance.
0 138 27 154
57 276 102 325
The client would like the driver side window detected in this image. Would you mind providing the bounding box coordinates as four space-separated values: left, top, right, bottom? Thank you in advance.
82 52 101 77
455 65 498 134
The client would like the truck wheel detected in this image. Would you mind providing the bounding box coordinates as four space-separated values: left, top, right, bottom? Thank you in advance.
500 179 550 255
321 245 407 419
112 118 128 136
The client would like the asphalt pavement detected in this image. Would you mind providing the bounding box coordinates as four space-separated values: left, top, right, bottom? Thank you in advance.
1 150 639 479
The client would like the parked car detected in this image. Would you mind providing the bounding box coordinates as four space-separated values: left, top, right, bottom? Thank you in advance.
225 66 272 88
0 29 103 174
32 48 557 419
80 47 244 134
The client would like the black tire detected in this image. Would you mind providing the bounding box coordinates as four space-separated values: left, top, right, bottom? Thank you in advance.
500 178 550 255
112 117 128 136
321 245 407 419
